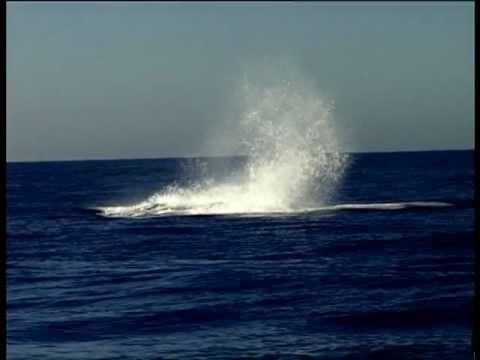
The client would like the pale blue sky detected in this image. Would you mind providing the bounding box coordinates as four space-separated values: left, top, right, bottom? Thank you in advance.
7 2 474 161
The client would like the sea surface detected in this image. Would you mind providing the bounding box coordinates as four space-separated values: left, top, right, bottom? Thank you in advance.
7 150 475 359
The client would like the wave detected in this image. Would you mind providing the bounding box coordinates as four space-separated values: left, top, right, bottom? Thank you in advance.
94 200 453 218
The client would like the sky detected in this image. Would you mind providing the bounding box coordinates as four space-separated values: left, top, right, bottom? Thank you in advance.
7 2 474 161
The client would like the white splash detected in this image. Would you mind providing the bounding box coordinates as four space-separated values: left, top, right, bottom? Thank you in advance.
96 75 349 217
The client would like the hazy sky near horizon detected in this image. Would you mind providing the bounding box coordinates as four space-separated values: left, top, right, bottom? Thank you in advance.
7 2 474 161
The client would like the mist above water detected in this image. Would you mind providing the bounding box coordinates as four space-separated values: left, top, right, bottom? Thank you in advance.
97 71 349 217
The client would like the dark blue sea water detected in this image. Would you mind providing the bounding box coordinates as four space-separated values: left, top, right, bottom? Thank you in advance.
7 150 474 359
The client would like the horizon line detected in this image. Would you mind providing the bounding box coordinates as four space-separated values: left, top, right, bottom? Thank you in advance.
6 148 474 164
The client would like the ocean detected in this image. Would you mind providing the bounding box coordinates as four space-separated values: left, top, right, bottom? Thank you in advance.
6 150 474 359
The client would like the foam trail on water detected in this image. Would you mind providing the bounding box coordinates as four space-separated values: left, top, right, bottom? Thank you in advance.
305 201 453 212
97 76 348 217
97 200 454 217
